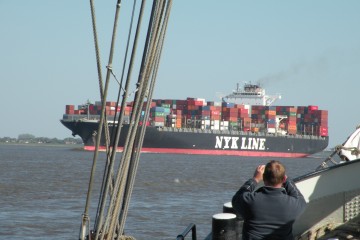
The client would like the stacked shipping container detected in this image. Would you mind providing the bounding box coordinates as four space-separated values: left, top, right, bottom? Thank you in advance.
64 98 328 137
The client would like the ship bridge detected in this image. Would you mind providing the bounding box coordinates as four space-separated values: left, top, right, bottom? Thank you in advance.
222 83 281 106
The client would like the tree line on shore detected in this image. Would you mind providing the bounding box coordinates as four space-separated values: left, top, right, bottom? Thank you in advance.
0 133 83 145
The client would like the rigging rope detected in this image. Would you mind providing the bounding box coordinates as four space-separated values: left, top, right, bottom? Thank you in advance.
80 0 173 239
94 1 139 238
118 1 173 234
80 0 113 239
109 1 165 235
104 0 155 236
94 0 138 230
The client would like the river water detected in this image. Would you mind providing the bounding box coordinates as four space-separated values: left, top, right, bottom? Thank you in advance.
0 144 329 239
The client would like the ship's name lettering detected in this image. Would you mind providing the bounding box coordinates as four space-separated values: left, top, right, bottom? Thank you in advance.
214 136 266 150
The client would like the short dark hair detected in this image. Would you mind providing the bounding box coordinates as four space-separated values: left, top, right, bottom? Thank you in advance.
263 160 286 186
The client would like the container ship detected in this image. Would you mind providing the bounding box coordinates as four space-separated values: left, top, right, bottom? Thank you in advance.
60 83 329 157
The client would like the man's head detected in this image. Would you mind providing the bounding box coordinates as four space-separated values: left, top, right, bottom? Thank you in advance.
263 160 286 187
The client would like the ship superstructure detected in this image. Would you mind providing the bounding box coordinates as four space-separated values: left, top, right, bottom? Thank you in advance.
222 83 281 106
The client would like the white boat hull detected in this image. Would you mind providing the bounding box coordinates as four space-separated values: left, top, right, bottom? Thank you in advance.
293 159 360 236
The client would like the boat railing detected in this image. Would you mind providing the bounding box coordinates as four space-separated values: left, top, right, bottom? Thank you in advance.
158 127 327 140
176 223 197 240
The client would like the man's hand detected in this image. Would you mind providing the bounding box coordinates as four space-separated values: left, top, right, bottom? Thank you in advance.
253 165 265 183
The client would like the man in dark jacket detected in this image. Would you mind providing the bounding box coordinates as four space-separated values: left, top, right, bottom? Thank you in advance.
232 160 306 240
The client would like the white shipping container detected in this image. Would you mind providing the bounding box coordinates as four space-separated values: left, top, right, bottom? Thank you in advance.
221 121 229 127
267 128 276 134
201 120 211 125
211 120 220 126
201 123 210 129
195 98 206 105
152 122 164 127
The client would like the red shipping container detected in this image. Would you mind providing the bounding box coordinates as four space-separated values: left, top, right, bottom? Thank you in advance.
223 111 238 118
316 119 328 126
265 110 276 116
308 105 318 111
242 117 251 125
317 126 328 136
106 101 116 107
200 110 211 116
288 129 297 135
211 110 221 116
176 104 185 110
187 105 199 111
175 100 186 105
164 99 173 105
239 113 250 118
238 108 249 114
153 116 165 122
287 125 297 131
139 121 151 126
211 115 221 120
297 106 306 114
175 110 182 116
287 119 297 125
318 126 328 132
75 109 85 115
223 116 238 122
66 105 75 110
243 127 251 132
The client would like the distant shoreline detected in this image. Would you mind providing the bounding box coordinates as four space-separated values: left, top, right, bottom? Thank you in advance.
0 142 84 149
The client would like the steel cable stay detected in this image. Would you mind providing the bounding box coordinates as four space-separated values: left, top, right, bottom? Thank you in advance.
79 0 173 239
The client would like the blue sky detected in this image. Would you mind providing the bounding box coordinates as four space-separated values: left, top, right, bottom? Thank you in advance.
1 1 359 148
